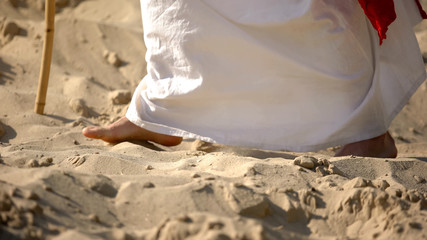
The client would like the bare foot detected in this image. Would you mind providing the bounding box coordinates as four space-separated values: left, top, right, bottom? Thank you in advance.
335 132 397 158
82 117 182 146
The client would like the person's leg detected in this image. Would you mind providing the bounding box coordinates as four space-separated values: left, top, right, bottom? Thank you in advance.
334 132 397 158
82 117 183 146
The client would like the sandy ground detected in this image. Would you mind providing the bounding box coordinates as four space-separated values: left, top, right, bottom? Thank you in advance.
0 1 427 239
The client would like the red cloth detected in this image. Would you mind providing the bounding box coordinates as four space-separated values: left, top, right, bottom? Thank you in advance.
415 0 427 18
358 0 427 45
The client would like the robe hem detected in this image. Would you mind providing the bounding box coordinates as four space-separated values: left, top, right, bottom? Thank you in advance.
126 69 426 152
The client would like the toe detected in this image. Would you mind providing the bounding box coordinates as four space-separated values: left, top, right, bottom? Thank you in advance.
82 126 104 139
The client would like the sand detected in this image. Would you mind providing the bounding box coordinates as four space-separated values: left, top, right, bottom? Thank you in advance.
1 0 427 239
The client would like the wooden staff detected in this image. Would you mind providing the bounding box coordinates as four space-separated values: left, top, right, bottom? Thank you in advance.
35 0 56 114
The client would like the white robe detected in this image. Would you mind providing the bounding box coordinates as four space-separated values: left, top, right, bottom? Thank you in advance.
127 0 426 151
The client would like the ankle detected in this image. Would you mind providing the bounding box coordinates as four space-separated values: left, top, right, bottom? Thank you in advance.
335 132 397 158
153 135 183 146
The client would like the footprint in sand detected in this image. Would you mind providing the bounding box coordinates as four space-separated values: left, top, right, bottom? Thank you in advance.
67 156 86 167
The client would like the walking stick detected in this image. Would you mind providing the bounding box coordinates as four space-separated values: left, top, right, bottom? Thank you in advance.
35 0 55 114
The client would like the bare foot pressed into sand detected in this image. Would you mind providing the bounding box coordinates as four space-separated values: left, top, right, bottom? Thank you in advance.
82 117 183 146
84 118 397 158
335 132 397 158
